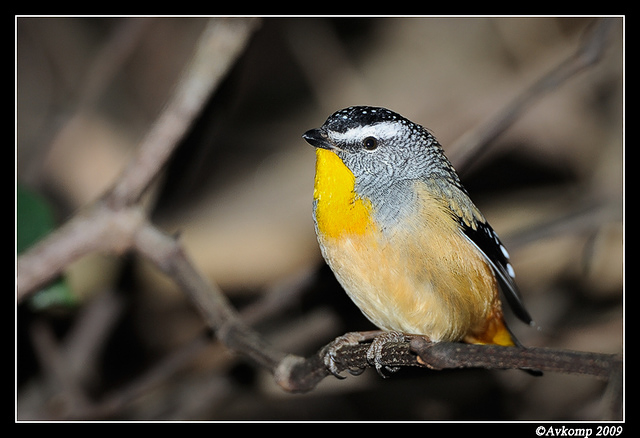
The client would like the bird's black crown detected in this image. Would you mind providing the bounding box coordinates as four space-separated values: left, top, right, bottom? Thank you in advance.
323 106 412 133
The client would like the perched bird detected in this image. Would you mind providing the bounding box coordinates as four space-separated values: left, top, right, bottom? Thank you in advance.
303 106 535 373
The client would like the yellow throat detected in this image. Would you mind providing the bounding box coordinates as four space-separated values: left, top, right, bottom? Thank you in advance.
313 148 375 239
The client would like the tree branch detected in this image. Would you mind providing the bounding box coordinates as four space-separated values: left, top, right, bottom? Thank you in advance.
273 335 622 394
17 18 260 302
107 18 261 208
448 17 619 171
16 204 146 301
133 221 287 373
409 337 621 379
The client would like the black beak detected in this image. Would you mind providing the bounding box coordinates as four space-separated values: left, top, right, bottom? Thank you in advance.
302 128 333 150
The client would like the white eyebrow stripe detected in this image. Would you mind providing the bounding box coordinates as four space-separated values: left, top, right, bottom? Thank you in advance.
331 121 405 143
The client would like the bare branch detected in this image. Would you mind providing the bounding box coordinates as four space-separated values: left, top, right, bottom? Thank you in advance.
17 18 260 301
16 204 146 301
448 18 619 171
107 18 260 208
133 221 287 373
274 335 622 394
409 337 621 379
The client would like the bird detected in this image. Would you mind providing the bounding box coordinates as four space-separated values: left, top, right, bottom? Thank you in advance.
302 106 536 375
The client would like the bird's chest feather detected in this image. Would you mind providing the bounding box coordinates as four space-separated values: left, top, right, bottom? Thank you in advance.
312 158 496 340
312 148 375 239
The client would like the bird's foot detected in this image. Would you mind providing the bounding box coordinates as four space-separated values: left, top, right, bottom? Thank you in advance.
323 330 409 378
365 331 407 377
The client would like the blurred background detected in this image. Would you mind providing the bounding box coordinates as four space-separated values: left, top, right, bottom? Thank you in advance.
16 16 623 421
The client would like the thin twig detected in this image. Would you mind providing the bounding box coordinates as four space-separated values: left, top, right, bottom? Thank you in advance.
107 18 260 208
81 332 213 420
17 18 260 301
448 18 619 171
132 221 287 373
29 319 93 417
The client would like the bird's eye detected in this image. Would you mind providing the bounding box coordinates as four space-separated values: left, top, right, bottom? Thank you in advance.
363 136 378 150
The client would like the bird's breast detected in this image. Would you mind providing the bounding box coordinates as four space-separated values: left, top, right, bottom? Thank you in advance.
312 163 500 342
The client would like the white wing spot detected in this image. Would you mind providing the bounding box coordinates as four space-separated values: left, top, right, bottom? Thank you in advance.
500 244 510 259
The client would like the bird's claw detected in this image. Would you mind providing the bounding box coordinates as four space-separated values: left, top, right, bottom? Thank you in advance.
323 331 407 379
323 332 370 378
366 331 406 377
